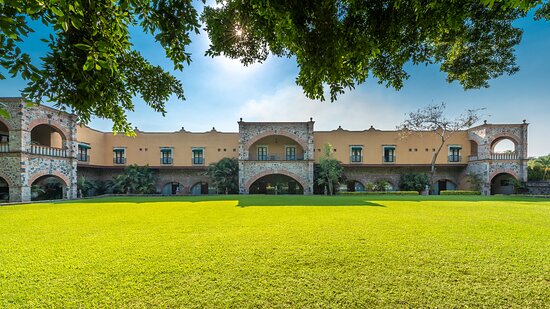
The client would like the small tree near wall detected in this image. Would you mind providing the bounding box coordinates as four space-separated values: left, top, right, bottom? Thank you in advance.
398 103 483 193
316 143 343 195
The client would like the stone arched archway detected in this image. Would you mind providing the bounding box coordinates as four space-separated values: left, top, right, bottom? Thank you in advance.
28 119 71 141
490 173 518 195
244 130 309 155
249 173 305 194
161 182 183 195
346 180 365 192
0 175 9 202
433 179 457 195
245 170 308 194
31 174 68 201
190 181 209 195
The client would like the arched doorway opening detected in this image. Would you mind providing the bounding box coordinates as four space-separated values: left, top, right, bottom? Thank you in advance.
346 180 365 192
0 121 9 151
491 137 518 159
249 174 304 194
190 181 209 195
162 182 182 195
30 124 67 156
469 140 478 158
248 135 305 161
31 124 65 147
433 179 457 195
0 176 9 202
491 173 516 195
31 175 67 201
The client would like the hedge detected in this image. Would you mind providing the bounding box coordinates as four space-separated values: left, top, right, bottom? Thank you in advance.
338 191 419 195
440 190 481 195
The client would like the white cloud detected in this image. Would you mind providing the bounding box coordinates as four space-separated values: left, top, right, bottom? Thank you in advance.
238 85 404 131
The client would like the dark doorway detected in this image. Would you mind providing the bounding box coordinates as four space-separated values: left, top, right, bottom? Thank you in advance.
249 174 304 195
438 180 447 194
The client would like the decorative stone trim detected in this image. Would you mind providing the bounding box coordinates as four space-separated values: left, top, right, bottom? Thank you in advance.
244 168 308 191
28 170 70 186
244 130 309 153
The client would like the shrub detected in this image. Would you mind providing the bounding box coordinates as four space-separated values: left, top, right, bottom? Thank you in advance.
367 180 393 192
399 173 430 193
338 191 419 195
440 190 481 195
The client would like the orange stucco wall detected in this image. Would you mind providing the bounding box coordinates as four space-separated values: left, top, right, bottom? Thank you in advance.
76 126 239 166
314 129 470 165
76 125 471 166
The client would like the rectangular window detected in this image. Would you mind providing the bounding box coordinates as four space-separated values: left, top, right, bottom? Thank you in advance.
257 146 268 161
78 144 90 162
161 148 173 165
192 148 204 165
0 134 8 143
383 146 396 163
285 146 296 160
350 146 363 163
448 146 462 162
113 148 125 164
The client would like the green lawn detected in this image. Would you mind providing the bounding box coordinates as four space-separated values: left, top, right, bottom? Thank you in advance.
1 195 549 307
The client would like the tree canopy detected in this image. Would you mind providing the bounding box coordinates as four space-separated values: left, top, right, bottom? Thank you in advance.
206 157 239 194
203 0 549 101
1 1 548 133
1 0 199 134
316 143 343 195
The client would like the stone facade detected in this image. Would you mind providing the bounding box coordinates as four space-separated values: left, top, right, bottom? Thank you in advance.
77 166 210 195
466 122 529 195
343 165 466 191
0 98 531 199
0 98 78 202
238 120 315 194
526 181 550 195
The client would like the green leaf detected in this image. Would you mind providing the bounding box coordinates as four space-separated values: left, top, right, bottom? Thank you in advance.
50 6 64 17
74 43 91 51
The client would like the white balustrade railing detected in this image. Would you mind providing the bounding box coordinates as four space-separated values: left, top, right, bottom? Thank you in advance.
0 143 8 152
30 145 67 157
491 152 519 160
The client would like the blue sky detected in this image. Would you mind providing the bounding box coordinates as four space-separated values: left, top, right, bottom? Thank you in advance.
1 6 549 156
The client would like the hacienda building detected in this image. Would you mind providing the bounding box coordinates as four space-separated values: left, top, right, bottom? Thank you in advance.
0 98 530 202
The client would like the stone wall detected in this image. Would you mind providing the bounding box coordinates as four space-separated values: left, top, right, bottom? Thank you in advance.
77 166 209 194
238 120 315 195
343 165 467 190
239 161 314 194
238 121 315 160
526 181 550 195
466 122 529 195
0 98 78 202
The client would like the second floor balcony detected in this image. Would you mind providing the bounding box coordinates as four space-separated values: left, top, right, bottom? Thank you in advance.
77 153 90 162
255 153 305 161
448 155 462 162
114 157 126 165
192 157 204 165
30 145 67 157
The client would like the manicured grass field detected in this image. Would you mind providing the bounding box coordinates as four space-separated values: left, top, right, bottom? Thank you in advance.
1 195 549 307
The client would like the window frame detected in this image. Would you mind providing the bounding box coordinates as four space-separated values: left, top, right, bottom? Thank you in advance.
257 145 268 161
383 145 396 163
285 145 296 161
350 145 363 163
192 147 204 165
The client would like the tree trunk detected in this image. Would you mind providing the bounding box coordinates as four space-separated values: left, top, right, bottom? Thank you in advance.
430 134 446 195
